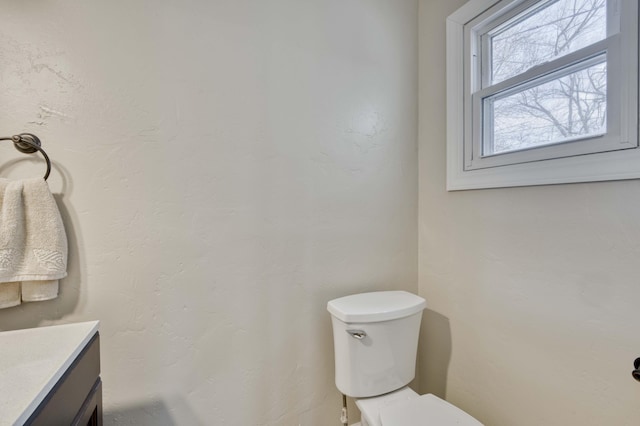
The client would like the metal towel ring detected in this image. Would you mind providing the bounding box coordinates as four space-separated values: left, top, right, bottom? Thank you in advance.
0 133 51 180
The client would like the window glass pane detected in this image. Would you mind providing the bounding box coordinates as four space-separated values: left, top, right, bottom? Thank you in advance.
491 0 606 84
486 59 606 155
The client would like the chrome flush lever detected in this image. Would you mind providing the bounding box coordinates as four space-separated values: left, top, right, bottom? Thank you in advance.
346 329 367 340
632 358 640 382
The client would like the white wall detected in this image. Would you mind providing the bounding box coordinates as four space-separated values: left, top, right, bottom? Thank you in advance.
0 1 418 424
418 1 640 425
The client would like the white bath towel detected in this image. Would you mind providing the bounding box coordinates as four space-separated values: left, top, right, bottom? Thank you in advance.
0 178 67 308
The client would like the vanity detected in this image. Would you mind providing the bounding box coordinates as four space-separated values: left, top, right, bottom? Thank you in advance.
0 321 102 426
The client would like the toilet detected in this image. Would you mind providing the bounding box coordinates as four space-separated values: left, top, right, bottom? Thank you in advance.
327 291 483 426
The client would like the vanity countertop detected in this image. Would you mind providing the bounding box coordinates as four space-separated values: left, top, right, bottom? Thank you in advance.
0 320 100 426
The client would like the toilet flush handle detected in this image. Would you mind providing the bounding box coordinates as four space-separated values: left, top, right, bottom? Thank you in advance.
346 329 367 340
632 358 640 382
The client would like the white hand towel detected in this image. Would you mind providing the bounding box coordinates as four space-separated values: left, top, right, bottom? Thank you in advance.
0 178 67 307
0 282 20 309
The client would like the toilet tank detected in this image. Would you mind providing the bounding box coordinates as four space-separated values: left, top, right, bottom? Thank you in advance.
327 291 426 398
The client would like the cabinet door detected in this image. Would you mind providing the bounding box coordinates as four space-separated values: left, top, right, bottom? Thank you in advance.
72 379 102 426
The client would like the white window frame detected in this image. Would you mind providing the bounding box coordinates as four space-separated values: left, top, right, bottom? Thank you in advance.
446 0 639 190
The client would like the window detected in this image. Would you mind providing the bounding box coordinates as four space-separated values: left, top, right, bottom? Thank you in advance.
446 0 638 190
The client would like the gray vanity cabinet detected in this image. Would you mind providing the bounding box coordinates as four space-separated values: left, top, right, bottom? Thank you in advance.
25 333 102 426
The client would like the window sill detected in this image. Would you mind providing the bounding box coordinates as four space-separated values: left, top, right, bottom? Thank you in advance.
446 144 640 190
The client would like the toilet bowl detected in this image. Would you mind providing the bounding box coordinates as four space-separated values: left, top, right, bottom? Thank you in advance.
327 291 483 426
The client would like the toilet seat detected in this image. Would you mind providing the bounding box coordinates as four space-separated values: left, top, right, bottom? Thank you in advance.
356 387 483 426
379 394 483 425
356 387 419 426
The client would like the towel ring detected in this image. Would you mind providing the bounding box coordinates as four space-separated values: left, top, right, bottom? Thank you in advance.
0 133 51 180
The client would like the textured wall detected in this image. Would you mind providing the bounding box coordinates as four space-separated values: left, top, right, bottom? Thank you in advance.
0 1 418 424
418 1 640 425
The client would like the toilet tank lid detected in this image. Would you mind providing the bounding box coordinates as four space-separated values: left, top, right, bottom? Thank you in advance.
327 291 426 323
